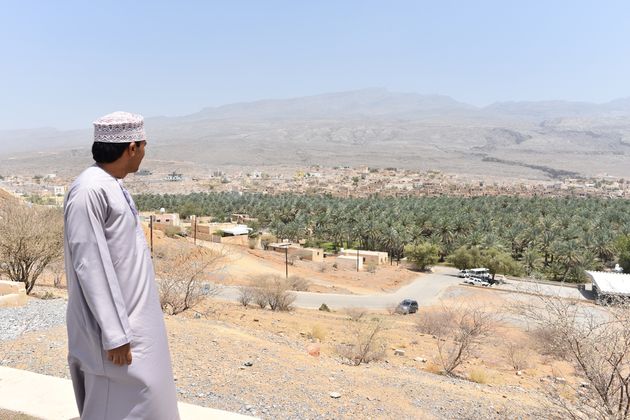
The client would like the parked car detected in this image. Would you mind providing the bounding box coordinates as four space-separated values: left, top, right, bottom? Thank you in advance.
458 269 470 278
464 277 490 287
396 299 419 314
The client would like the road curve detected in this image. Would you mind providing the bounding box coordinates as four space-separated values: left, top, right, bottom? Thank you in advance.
215 266 464 310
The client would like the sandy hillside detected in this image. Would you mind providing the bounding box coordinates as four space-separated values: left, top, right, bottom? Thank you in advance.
1 283 585 419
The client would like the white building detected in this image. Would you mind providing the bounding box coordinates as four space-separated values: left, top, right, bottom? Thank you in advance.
587 271 630 304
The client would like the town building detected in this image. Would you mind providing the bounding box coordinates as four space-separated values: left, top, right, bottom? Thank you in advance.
587 271 630 304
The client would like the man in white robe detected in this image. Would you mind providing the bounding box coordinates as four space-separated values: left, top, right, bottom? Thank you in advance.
64 112 180 419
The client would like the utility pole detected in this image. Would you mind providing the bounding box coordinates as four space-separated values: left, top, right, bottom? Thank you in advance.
149 215 154 258
356 248 360 272
193 215 197 245
285 245 289 279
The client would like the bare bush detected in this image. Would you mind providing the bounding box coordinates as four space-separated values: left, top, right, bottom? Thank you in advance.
238 286 255 307
249 275 296 311
154 243 226 315
253 288 269 309
337 317 388 366
344 307 367 322
505 341 530 371
427 304 496 376
267 281 296 311
46 258 65 289
0 201 63 294
416 309 454 337
516 294 630 420
287 275 311 291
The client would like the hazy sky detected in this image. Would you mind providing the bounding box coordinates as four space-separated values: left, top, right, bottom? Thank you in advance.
1 0 629 130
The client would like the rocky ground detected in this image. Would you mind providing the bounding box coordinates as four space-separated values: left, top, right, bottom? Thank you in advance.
0 284 572 420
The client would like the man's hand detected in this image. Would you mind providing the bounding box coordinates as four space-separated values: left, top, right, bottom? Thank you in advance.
107 343 132 366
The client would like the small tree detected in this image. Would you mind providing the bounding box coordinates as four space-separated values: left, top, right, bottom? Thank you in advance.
0 201 63 294
517 293 630 419
404 242 439 271
447 246 482 270
154 243 226 315
481 247 522 280
422 304 495 376
615 235 630 274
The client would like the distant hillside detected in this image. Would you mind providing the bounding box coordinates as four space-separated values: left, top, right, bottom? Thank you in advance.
2 89 630 181
178 88 476 121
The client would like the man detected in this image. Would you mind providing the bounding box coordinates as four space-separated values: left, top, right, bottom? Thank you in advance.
64 112 179 419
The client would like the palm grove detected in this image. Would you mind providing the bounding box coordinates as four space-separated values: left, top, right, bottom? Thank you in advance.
135 193 630 283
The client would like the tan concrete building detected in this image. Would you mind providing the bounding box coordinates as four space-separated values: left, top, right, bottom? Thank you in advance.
335 255 364 271
339 249 389 265
267 243 324 262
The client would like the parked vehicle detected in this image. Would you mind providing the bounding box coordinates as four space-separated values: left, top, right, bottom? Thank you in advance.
458 269 470 278
464 277 491 287
467 268 491 280
396 299 419 314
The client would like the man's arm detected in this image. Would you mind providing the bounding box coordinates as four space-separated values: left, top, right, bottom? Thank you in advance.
65 187 133 360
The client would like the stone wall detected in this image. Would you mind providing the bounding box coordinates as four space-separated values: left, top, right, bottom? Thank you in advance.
0 280 27 308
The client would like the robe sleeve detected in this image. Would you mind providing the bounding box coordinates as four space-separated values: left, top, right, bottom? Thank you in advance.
65 187 133 351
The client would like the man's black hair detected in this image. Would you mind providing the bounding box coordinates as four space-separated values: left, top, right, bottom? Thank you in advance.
92 142 132 163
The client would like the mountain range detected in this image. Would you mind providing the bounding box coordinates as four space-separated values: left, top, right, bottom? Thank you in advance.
1 89 630 180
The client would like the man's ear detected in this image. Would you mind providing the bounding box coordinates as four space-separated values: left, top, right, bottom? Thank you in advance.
128 142 137 156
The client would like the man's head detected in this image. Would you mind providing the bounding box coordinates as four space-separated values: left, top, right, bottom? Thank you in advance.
92 112 147 176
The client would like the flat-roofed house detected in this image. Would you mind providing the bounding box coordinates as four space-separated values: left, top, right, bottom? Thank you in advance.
587 271 630 304
338 248 389 265
336 255 364 271
267 242 324 262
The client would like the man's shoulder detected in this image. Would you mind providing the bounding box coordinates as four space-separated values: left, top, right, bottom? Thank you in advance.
69 166 115 193
66 166 118 206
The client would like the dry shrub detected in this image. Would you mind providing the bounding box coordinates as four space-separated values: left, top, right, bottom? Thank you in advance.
506 341 530 371
336 317 388 366
317 262 327 273
163 225 181 238
416 309 453 337
154 243 226 315
516 294 630 420
344 307 367 322
468 368 489 384
366 262 377 273
249 275 296 311
238 286 255 307
309 324 327 342
288 275 311 291
424 304 496 376
424 361 442 375
253 288 269 309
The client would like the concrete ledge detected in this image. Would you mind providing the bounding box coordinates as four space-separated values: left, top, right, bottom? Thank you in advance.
0 280 27 308
0 366 255 420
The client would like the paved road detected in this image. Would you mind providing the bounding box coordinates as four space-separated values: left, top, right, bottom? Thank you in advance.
216 266 464 310
214 265 595 310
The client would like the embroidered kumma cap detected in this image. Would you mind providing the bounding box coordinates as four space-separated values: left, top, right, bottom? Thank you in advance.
93 111 146 143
